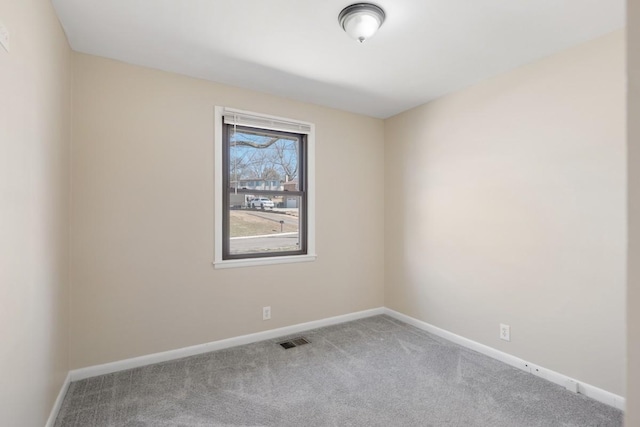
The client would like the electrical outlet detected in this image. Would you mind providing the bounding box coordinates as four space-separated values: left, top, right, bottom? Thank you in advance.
262 306 271 320
499 323 510 341
0 22 9 52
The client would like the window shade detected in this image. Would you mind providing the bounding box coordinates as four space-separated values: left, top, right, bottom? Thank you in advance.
223 110 312 134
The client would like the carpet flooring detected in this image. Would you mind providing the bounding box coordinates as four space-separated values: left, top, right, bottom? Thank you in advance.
55 315 623 426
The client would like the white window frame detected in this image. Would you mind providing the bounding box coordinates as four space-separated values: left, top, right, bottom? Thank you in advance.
213 106 316 269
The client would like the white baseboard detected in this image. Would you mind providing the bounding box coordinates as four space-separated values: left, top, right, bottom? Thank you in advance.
383 308 625 411
45 372 71 427
69 307 385 382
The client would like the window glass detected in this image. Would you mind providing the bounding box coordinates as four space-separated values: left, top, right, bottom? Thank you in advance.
223 125 306 260
228 194 301 255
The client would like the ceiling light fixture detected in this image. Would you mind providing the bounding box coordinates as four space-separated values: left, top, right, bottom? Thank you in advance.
338 3 386 43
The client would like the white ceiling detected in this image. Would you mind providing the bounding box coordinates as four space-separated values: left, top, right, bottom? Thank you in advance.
51 0 624 118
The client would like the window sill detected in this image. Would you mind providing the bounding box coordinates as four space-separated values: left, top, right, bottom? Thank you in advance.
213 254 317 269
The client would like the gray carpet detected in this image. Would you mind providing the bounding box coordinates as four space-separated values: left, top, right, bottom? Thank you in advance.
55 315 623 426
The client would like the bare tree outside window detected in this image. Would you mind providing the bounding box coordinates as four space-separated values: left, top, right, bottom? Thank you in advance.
229 129 299 188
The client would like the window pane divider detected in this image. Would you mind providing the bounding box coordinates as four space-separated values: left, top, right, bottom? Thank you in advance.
226 189 304 196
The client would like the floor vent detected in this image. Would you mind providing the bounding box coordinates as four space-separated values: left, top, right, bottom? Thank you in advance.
278 337 310 349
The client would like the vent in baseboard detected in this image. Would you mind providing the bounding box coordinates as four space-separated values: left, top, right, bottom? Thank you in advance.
278 337 310 349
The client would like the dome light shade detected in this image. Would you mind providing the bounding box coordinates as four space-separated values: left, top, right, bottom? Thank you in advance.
338 3 386 43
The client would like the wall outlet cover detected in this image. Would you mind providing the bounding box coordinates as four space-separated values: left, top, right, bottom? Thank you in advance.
499 323 511 341
0 22 9 52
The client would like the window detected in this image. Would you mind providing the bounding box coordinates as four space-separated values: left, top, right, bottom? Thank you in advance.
214 107 316 268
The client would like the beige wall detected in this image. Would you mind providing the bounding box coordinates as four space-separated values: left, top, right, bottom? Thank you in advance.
70 53 385 369
0 0 72 425
628 1 640 424
385 31 626 395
